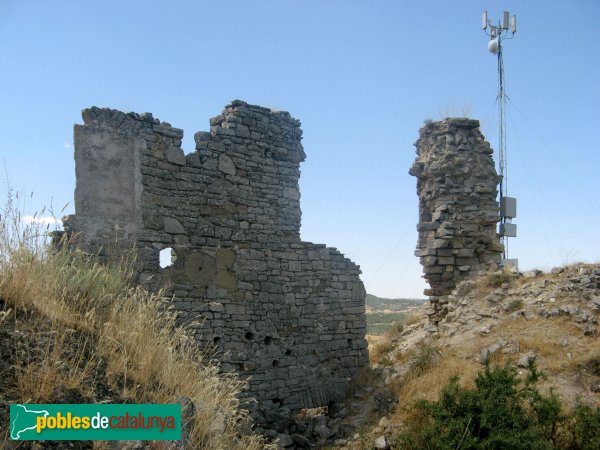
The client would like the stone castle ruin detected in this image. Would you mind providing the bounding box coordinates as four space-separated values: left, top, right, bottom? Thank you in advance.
63 100 369 415
410 118 503 322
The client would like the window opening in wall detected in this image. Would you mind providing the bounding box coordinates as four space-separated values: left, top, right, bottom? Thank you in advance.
159 247 176 268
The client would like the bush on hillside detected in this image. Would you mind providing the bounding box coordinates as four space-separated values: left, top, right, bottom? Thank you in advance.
394 361 595 449
395 360 600 450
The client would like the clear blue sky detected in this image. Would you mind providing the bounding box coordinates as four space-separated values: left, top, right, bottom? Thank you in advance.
1 1 599 298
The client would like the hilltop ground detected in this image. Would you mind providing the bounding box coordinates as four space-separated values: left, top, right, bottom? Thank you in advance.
332 263 600 449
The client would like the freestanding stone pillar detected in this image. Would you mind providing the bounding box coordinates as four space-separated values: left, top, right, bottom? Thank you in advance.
410 118 503 322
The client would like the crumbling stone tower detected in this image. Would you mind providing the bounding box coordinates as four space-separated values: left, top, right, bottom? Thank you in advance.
410 118 503 322
64 100 369 416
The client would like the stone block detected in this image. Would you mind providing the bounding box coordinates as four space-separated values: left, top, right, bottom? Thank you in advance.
164 217 185 234
438 256 455 265
218 154 236 175
166 145 186 165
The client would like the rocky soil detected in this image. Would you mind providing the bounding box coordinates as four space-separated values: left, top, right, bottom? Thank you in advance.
318 263 600 449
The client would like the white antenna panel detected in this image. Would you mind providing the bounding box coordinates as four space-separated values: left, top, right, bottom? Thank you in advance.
511 15 517 33
482 11 488 29
503 11 510 29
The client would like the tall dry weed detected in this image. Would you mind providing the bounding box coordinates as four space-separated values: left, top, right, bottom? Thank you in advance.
0 191 265 449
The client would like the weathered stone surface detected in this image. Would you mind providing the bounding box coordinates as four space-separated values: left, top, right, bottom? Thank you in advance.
275 433 294 448
63 101 368 420
410 118 502 322
517 351 537 368
166 145 186 165
374 435 388 449
218 154 236 175
164 217 185 234
184 252 216 286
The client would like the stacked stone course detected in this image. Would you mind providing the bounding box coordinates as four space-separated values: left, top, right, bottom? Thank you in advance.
64 100 368 417
410 118 503 322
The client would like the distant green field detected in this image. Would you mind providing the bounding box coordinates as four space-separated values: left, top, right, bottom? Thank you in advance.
366 312 407 336
366 294 426 312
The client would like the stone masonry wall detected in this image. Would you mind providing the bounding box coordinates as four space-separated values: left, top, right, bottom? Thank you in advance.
64 100 369 417
409 118 503 322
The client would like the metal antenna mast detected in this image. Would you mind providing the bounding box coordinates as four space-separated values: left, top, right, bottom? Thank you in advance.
483 10 518 267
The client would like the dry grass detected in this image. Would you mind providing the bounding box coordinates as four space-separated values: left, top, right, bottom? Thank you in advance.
391 351 480 423
370 339 395 364
0 192 265 449
346 366 381 398
437 101 473 119
487 269 515 288
15 330 97 403
500 317 594 375
404 311 424 327
368 317 410 365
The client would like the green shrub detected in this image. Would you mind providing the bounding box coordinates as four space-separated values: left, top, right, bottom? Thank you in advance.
395 362 564 449
570 403 600 450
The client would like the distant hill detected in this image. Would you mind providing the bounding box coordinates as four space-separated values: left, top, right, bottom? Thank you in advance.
365 294 427 312
365 295 428 335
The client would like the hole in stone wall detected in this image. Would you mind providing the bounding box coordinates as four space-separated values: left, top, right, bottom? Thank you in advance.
245 332 254 340
347 339 353 348
272 360 279 367
285 349 292 356
213 336 221 345
264 336 273 345
159 247 177 268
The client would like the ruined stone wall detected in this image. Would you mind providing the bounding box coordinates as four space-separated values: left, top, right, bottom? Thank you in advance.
410 118 503 322
64 101 368 415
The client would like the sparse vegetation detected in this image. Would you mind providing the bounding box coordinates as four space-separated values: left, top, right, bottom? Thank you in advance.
346 366 380 398
506 298 525 312
404 311 423 327
488 269 515 287
0 193 265 449
407 342 440 378
370 339 395 364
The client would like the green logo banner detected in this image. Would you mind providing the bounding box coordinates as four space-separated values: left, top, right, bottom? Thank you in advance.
10 404 181 441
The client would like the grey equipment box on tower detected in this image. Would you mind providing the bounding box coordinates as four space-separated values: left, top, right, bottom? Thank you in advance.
501 258 519 271
500 223 517 237
500 197 517 218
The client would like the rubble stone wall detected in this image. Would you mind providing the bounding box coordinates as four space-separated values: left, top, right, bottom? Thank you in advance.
64 100 369 413
410 118 503 322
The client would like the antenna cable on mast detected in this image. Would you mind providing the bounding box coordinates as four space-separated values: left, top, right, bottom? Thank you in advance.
483 10 518 268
